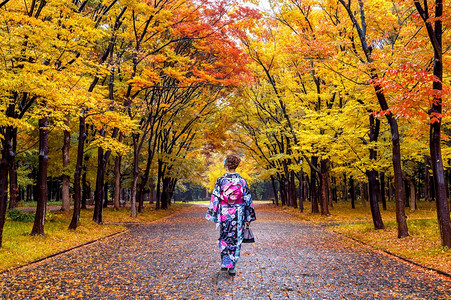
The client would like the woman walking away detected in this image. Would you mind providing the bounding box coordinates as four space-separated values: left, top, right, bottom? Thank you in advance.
206 154 256 276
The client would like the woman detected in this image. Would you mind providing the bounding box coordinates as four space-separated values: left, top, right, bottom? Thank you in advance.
205 154 256 276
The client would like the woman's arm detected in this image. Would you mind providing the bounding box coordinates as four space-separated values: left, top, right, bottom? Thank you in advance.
242 179 256 223
206 178 221 223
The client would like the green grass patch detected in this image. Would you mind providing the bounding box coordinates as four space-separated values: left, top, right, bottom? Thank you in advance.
0 203 186 272
278 201 451 274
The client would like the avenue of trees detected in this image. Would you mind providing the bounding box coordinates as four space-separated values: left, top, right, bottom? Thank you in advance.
0 0 450 250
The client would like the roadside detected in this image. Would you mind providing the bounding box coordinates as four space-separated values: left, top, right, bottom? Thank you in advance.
0 203 190 272
276 201 451 276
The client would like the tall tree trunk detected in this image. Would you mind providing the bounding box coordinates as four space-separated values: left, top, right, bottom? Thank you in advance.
8 128 18 209
367 114 384 229
350 176 356 209
279 174 287 206
161 177 169 209
103 181 109 208
130 134 140 217
290 170 297 208
0 124 13 247
93 130 106 224
81 165 88 209
61 115 71 211
114 154 121 210
270 175 279 206
320 159 331 216
343 173 348 202
338 0 408 238
156 159 162 209
367 170 385 230
139 139 154 212
149 178 154 204
31 117 49 236
311 156 319 213
415 0 451 248
92 128 117 223
298 171 304 212
360 182 367 207
69 116 86 230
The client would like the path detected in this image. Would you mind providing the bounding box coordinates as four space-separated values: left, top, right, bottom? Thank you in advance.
1 204 450 299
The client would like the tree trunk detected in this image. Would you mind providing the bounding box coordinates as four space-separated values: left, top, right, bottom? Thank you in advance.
114 154 121 210
156 159 162 209
130 134 139 217
93 129 106 224
149 179 154 204
360 182 367 207
270 175 279 206
139 140 154 212
82 166 88 209
103 181 109 208
69 116 86 230
350 176 356 209
0 125 13 247
31 117 49 236
311 156 320 213
367 170 385 230
320 159 331 216
61 115 71 211
343 173 348 202
298 171 304 212
290 170 297 208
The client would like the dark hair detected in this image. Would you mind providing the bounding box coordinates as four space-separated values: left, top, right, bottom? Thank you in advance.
225 154 241 170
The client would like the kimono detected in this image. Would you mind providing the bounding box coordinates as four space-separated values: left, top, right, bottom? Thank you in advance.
205 173 256 269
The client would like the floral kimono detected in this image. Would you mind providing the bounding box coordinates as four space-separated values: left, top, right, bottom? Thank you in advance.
205 173 256 269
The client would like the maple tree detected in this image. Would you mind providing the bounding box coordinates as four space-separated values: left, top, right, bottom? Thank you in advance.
0 0 449 252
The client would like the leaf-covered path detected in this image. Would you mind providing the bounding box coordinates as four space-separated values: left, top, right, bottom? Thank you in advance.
1 204 450 299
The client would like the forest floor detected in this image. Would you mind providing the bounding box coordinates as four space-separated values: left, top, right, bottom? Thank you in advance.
1 203 450 299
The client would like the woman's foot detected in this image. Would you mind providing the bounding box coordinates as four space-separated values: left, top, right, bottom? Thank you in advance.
228 268 236 276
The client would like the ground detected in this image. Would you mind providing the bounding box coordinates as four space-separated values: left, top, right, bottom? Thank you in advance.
1 203 450 299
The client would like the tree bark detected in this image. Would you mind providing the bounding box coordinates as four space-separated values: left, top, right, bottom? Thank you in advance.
113 154 121 210
130 133 139 217
343 173 348 202
298 171 304 212
311 156 319 213
350 176 356 209
270 175 279 206
0 124 13 247
93 129 106 224
61 115 71 211
69 116 86 230
290 170 297 208
360 182 367 208
320 159 331 216
31 117 49 236
366 114 384 229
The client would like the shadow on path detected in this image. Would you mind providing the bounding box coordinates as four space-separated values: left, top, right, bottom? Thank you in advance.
1 203 450 299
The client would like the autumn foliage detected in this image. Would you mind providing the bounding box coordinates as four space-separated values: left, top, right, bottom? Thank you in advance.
0 0 450 252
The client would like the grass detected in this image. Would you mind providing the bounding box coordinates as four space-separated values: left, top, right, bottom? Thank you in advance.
277 200 451 275
0 203 186 272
